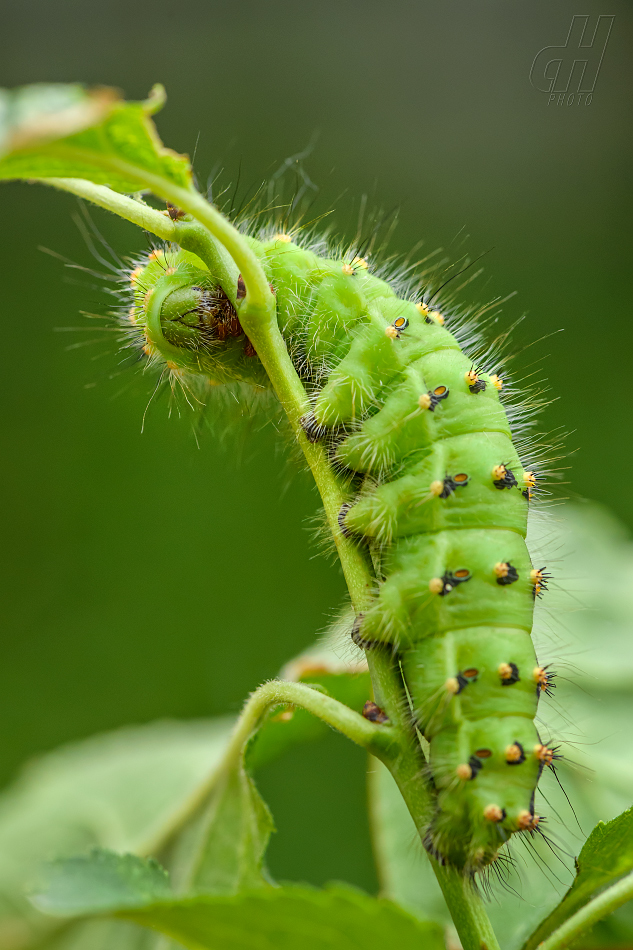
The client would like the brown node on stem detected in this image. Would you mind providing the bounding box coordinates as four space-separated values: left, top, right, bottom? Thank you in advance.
362 701 389 724
166 202 186 221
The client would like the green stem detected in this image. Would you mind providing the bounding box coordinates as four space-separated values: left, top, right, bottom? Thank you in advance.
41 150 272 308
39 173 499 950
141 679 396 857
38 177 177 240
537 873 633 950
223 679 394 769
434 865 501 950
37 178 239 303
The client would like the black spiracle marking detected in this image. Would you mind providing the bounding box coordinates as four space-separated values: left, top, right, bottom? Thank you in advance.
438 473 469 498
428 385 450 411
453 667 479 693
438 569 472 596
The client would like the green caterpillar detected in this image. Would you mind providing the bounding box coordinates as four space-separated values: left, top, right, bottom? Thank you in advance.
123 228 556 874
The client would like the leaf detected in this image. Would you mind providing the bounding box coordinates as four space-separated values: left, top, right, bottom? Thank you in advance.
33 851 445 950
523 808 633 950
166 662 371 894
37 918 159 950
0 718 233 948
35 851 171 916
130 890 446 950
0 83 191 193
168 634 371 893
0 648 371 947
169 762 275 894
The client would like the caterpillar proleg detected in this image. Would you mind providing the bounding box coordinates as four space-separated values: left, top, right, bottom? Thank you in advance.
120 227 556 875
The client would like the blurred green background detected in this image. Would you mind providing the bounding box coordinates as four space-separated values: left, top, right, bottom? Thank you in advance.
0 0 631 896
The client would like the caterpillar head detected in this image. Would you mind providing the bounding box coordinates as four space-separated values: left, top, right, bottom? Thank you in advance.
125 247 269 391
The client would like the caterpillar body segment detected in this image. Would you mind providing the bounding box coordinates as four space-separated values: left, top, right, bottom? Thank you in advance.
126 232 548 873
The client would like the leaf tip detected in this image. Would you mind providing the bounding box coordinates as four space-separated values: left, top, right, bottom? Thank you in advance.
144 84 167 115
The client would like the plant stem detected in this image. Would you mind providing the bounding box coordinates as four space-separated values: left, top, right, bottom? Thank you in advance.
433 865 501 950
38 178 177 240
37 178 240 302
224 679 395 768
537 873 633 950
40 174 500 950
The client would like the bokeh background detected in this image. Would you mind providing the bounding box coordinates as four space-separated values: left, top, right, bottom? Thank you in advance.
0 0 631 895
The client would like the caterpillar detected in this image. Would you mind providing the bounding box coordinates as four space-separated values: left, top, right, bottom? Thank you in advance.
118 223 557 875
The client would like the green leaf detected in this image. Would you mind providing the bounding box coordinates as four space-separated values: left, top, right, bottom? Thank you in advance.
0 83 191 193
0 616 371 949
523 808 633 950
169 761 275 895
38 918 159 950
33 851 445 950
35 851 171 916
129 890 446 950
0 718 233 948
165 662 371 894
